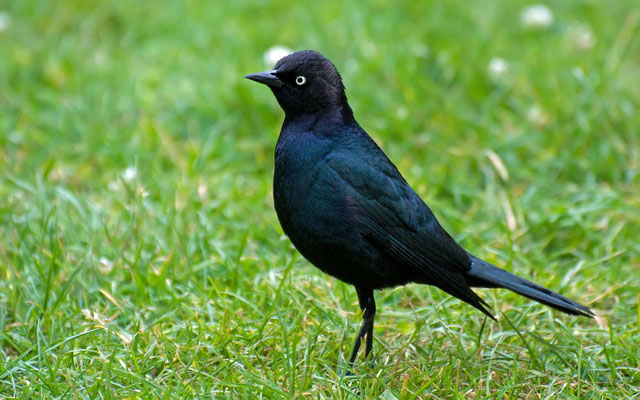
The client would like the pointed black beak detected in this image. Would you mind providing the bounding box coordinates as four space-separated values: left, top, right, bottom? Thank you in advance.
244 70 283 88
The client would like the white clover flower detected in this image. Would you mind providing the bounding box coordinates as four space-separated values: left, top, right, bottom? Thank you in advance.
571 25 595 50
488 57 509 78
0 11 10 32
197 183 208 201
99 257 113 268
108 180 120 191
137 185 149 198
526 104 548 127
263 45 292 67
122 166 137 182
521 4 553 29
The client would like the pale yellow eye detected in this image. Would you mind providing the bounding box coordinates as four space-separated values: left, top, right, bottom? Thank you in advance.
295 75 306 85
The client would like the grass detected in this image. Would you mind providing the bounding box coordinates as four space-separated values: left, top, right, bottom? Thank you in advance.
1 0 639 398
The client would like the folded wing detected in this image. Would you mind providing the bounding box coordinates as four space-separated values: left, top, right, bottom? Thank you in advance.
326 146 494 318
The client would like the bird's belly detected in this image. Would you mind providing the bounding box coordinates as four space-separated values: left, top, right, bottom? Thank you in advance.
274 168 352 254
273 167 410 289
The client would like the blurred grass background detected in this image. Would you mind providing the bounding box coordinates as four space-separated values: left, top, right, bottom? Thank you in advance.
1 0 639 398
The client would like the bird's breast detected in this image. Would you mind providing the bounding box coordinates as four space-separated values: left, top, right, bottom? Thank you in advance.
272 130 363 266
273 132 336 232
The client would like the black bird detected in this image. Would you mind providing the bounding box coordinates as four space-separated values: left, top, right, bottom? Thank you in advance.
246 50 594 365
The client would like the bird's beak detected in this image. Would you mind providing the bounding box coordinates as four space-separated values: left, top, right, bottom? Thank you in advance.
244 70 283 88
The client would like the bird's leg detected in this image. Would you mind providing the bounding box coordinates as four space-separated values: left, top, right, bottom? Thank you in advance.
364 297 375 359
348 287 376 365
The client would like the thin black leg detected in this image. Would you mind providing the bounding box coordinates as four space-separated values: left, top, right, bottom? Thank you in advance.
348 287 376 365
364 310 374 360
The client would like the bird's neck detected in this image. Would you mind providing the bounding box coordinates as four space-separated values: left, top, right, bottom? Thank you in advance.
283 103 355 131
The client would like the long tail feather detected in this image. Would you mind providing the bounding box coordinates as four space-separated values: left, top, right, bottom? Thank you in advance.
465 254 594 318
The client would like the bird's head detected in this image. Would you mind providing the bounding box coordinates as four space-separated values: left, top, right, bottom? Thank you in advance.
245 50 352 120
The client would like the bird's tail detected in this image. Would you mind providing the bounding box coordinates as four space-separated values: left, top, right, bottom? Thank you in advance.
465 254 594 318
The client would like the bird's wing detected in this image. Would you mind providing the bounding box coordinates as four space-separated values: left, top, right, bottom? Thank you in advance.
325 146 492 317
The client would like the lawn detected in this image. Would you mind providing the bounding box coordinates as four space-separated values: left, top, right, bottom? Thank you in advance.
1 0 639 398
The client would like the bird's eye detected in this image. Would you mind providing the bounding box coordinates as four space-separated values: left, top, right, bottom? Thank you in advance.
295 76 306 85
